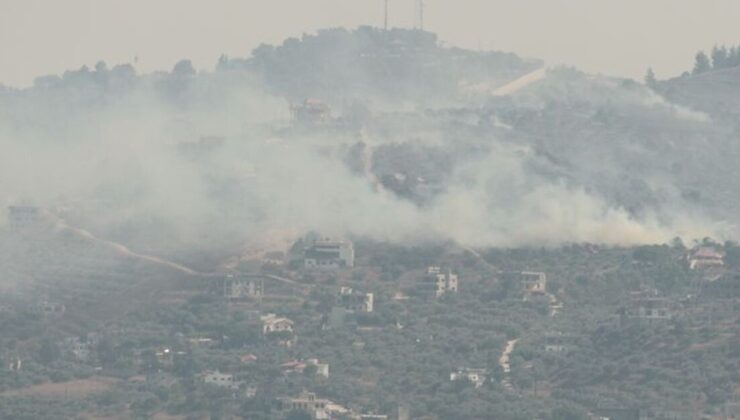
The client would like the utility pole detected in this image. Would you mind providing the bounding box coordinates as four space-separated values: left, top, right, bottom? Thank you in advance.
415 0 425 30
384 0 389 31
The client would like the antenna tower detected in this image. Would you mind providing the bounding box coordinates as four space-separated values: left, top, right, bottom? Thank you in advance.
384 0 389 31
415 0 425 30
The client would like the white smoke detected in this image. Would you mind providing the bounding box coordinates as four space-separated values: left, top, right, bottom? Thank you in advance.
0 67 730 262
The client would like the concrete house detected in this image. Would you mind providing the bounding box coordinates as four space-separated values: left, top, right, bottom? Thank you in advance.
261 313 294 335
291 99 332 125
278 391 352 419
450 368 488 388
304 238 355 269
223 274 264 300
687 247 724 270
543 332 573 353
203 371 240 390
338 287 374 313
420 267 458 298
521 271 547 295
281 358 330 378
8 205 42 230
622 289 673 325
60 336 96 362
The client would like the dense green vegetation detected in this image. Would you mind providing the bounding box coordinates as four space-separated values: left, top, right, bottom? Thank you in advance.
0 231 737 419
2 25 740 420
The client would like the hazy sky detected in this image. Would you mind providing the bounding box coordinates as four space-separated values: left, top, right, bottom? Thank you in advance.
2 0 740 88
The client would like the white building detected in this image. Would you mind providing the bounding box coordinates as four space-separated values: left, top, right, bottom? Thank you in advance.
544 332 573 353
521 271 547 294
687 247 724 270
303 238 355 269
278 391 352 419
339 287 374 313
223 275 263 300
281 358 330 378
261 313 294 335
203 371 240 390
623 289 673 325
60 337 93 362
450 368 488 388
8 206 41 230
421 267 458 298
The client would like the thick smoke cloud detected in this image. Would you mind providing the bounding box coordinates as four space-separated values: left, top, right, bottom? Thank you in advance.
0 62 731 264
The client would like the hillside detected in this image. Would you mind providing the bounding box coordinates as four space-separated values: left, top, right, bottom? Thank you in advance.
659 66 740 121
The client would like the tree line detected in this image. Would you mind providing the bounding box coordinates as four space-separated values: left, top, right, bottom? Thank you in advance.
692 45 740 75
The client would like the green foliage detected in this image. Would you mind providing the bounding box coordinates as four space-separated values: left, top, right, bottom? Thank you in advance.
285 409 312 420
693 51 712 74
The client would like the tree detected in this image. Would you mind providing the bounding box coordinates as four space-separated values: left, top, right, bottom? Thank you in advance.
96 338 118 367
693 51 711 74
644 67 657 88
711 45 729 69
94 61 108 73
172 59 196 77
729 46 740 67
633 246 661 263
38 338 60 365
303 364 318 377
285 409 312 420
551 404 589 420
724 241 740 267
216 54 229 71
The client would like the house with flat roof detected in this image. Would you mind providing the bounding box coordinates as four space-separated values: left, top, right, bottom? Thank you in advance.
223 274 264 300
291 99 332 126
338 287 374 313
450 368 488 388
261 313 294 335
304 239 355 269
202 371 240 390
8 206 42 230
419 267 458 298
621 289 673 326
521 271 547 295
278 390 352 419
543 332 574 353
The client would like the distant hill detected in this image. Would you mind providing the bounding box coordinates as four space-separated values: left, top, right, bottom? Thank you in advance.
206 26 542 103
2 29 740 249
659 66 740 121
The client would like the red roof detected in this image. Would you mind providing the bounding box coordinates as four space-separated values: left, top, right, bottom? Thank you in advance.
240 354 258 363
280 360 306 371
693 248 723 259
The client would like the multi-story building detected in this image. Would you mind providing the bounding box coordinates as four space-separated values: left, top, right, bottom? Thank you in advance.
223 274 263 300
203 371 240 390
303 238 355 269
687 247 724 270
278 391 352 419
291 99 332 125
622 289 673 325
419 267 458 298
338 287 374 313
7 206 41 230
